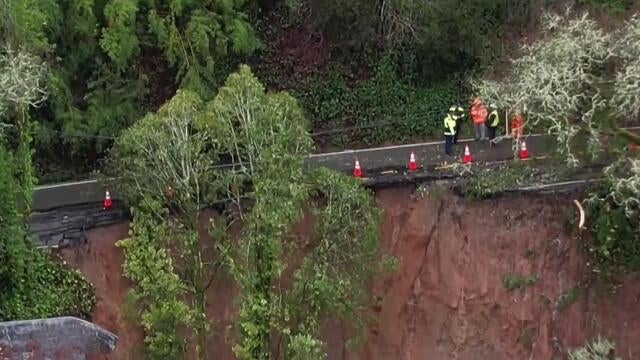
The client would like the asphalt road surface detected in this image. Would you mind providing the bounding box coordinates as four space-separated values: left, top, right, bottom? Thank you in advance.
31 134 553 211
26 133 557 247
308 134 551 174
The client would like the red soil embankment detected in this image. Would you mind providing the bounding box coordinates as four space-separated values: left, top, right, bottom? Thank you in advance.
61 187 640 359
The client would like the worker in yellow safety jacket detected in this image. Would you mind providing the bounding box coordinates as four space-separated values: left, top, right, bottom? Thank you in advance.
486 104 499 147
453 105 465 144
444 109 457 156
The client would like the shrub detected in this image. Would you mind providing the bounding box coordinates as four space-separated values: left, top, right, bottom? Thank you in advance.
503 273 539 291
586 181 640 277
0 250 95 321
296 55 463 147
568 337 619 360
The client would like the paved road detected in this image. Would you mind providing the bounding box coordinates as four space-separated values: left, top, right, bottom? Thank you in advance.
26 133 555 247
31 134 553 211
308 134 551 174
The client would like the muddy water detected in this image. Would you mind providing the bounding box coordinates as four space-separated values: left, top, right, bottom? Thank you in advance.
61 187 640 360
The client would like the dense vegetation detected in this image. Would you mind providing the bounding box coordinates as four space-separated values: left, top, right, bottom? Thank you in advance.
474 10 640 277
110 66 384 359
2 0 640 357
0 0 562 181
0 24 95 320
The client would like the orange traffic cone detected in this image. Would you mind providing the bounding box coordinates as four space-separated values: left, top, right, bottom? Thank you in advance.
353 158 362 178
408 152 417 171
103 190 113 210
462 145 473 164
519 141 530 160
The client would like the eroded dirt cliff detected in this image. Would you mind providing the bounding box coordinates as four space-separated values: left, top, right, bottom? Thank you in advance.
60 186 640 359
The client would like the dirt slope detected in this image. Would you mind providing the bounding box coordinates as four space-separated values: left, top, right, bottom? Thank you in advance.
60 187 640 359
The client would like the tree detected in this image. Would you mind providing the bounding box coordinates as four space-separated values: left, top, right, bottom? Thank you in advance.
0 41 94 321
203 65 382 360
117 201 194 360
473 10 640 274
0 0 261 180
308 0 544 80
110 65 384 359
108 89 215 224
109 89 217 360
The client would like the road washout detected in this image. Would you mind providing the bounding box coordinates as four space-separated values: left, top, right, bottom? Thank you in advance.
60 186 640 360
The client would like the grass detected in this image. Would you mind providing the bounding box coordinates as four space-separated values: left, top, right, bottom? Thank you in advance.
503 273 539 291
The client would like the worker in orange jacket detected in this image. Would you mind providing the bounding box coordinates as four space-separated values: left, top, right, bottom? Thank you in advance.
470 97 488 141
511 112 525 140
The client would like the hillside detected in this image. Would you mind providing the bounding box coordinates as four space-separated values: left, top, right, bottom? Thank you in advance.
60 187 640 360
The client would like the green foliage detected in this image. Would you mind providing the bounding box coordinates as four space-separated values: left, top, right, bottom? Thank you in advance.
0 45 95 322
100 0 140 69
100 0 260 91
577 0 634 14
203 65 315 359
310 0 544 78
104 65 382 359
1 0 261 181
280 168 380 353
112 89 219 359
0 0 62 52
463 163 557 200
0 250 95 321
112 66 382 358
108 89 214 222
568 337 620 360
474 10 612 167
117 204 194 360
503 273 538 291
585 181 640 277
295 55 463 146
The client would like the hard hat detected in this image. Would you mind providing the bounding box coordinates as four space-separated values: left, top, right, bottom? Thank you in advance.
489 103 497 108
449 106 456 112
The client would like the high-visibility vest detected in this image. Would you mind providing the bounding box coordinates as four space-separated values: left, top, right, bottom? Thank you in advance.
444 114 457 135
488 110 499 127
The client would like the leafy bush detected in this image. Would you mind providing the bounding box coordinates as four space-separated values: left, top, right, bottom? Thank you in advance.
0 251 95 321
503 273 539 291
309 0 545 79
0 129 95 321
586 181 640 277
296 55 463 147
